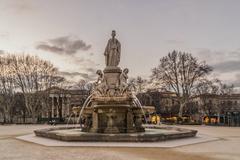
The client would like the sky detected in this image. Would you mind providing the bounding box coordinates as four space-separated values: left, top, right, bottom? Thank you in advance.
0 0 240 86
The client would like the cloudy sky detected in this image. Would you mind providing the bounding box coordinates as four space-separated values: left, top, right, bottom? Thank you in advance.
0 0 240 86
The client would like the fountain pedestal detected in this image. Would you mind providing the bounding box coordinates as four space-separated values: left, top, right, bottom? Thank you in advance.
79 65 145 134
84 96 144 133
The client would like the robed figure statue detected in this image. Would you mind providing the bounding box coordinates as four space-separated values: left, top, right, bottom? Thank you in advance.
104 30 121 67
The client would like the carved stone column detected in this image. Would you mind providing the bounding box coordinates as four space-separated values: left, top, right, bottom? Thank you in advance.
126 108 135 133
56 96 59 118
90 108 98 132
51 96 54 118
62 96 65 118
67 96 71 116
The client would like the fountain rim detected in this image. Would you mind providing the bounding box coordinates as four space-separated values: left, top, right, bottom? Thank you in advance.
34 125 198 142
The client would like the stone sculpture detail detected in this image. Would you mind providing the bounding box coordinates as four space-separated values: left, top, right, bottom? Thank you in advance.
95 70 104 84
104 30 121 67
119 68 130 94
94 70 108 95
94 67 132 96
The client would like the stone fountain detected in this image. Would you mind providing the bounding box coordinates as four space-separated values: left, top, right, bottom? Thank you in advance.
34 31 197 142
80 30 144 134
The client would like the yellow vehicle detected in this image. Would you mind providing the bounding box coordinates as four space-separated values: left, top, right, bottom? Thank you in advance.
151 115 160 124
204 117 210 124
204 116 219 124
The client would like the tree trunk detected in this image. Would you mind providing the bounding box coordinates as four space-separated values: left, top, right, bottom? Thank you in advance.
31 111 37 124
3 108 10 123
3 113 6 124
178 102 185 117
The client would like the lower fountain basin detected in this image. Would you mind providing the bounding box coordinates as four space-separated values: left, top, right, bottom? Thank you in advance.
34 125 197 142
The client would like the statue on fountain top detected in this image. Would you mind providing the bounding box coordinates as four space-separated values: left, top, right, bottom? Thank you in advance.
104 30 121 67
93 31 133 98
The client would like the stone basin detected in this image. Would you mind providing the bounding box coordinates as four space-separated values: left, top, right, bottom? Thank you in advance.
34 125 197 142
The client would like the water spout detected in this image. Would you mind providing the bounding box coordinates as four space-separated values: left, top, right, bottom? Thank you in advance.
133 95 147 123
77 94 93 127
66 113 73 127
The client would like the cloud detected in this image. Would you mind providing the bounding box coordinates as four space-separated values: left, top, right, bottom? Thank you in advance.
194 48 240 92
85 68 96 74
0 50 5 55
2 0 35 13
165 40 184 44
73 58 85 63
195 48 240 73
232 74 240 88
195 48 227 64
213 60 240 73
36 36 91 55
59 71 88 78
195 48 240 64
0 32 9 39
70 56 98 70
56 53 98 82
59 70 96 81
11 1 33 12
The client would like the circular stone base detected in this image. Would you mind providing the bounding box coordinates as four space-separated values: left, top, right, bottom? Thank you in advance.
34 126 197 142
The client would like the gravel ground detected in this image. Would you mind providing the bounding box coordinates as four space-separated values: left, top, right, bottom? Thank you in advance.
0 124 239 160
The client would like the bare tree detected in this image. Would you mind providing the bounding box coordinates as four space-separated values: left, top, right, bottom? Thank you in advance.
151 50 212 117
136 76 146 92
194 78 234 95
0 55 16 123
130 76 148 93
76 79 87 90
193 78 234 116
85 82 94 93
193 78 220 116
9 54 61 123
219 83 234 95
194 79 219 95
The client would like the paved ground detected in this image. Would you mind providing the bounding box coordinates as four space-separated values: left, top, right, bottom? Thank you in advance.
0 124 239 160
174 125 240 160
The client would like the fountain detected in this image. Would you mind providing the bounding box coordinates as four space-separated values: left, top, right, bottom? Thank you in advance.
34 30 197 142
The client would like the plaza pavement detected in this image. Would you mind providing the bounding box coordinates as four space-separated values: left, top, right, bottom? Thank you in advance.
0 124 239 160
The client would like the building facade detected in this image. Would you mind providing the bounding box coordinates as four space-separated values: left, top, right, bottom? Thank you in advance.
138 90 240 126
137 90 179 116
39 87 90 122
192 94 240 126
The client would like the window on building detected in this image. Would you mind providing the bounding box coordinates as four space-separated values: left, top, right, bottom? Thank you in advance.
227 101 232 105
209 100 212 104
166 100 169 105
